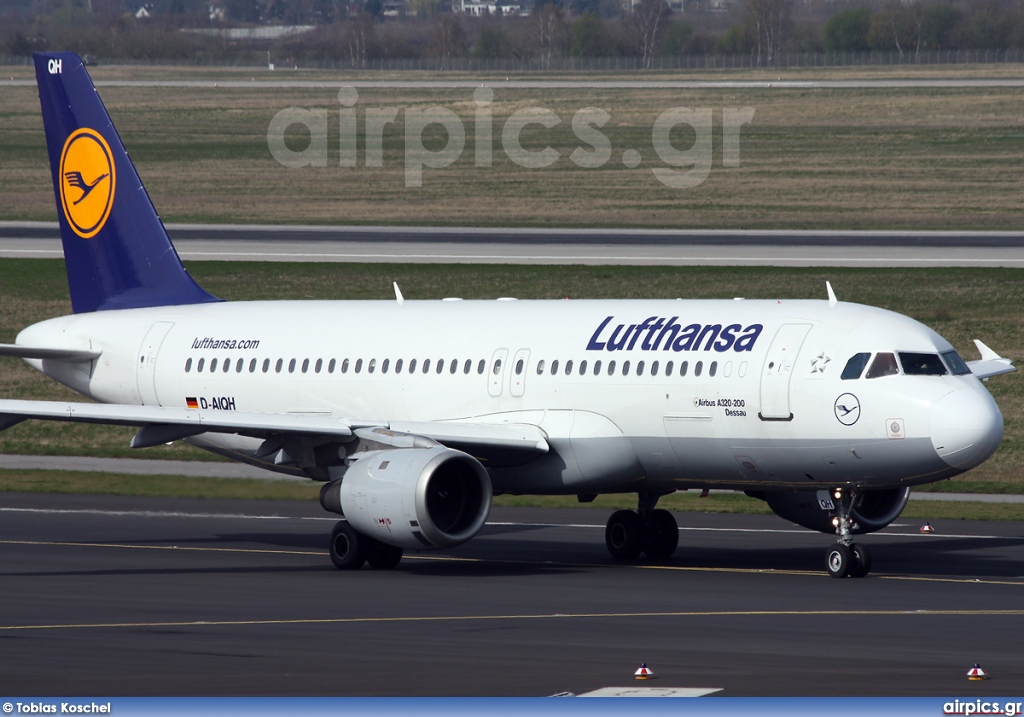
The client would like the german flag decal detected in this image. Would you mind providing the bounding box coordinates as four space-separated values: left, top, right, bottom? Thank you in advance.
186 397 199 409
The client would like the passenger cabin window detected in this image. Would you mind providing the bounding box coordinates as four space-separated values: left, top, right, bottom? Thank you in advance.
210 358 218 372
941 350 971 376
262 358 270 373
865 352 899 378
565 360 573 375
477 359 486 374
408 358 417 373
249 358 257 373
537 360 545 375
185 358 192 373
842 353 871 380
899 352 947 376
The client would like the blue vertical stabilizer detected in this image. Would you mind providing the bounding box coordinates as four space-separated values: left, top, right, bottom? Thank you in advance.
34 52 220 313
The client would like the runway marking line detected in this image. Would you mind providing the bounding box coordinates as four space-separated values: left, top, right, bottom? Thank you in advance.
3 608 1024 633
2 538 1022 586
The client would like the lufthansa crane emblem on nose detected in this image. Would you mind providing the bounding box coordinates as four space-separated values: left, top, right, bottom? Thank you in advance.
834 393 861 426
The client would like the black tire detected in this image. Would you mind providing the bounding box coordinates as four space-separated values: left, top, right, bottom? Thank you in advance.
605 510 643 559
826 544 853 578
329 521 368 570
849 543 872 578
642 509 679 559
366 541 404 570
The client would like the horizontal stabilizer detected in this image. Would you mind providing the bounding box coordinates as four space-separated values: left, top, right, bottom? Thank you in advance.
0 344 101 362
968 340 1016 379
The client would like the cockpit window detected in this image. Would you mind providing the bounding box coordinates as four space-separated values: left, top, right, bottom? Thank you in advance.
899 352 948 376
941 350 971 376
865 352 899 379
841 353 871 380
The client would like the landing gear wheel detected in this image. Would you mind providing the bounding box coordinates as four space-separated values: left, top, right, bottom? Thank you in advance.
826 544 853 578
366 541 404 569
605 510 643 559
641 509 679 559
849 543 871 578
329 521 368 570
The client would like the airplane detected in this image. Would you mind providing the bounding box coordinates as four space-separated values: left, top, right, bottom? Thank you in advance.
0 51 1015 578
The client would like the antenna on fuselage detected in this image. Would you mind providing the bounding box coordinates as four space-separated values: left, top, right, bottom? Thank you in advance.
393 282 404 305
826 281 838 308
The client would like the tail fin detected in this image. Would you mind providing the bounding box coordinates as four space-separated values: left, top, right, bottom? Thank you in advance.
34 52 219 314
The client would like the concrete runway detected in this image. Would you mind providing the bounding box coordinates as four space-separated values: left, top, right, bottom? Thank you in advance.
4 222 1024 266
1 493 1022 697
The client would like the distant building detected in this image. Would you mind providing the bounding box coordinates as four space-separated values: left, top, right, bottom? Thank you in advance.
459 0 523 15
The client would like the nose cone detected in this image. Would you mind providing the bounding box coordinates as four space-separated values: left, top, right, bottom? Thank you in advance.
931 388 1004 469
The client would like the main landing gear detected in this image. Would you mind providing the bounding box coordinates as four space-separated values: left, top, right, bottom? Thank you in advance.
329 520 404 570
825 487 871 578
604 492 679 560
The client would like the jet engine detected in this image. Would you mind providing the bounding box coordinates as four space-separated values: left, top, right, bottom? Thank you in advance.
759 486 911 534
319 446 491 550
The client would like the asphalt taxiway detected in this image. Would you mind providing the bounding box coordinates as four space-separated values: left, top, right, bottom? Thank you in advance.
1 493 1022 697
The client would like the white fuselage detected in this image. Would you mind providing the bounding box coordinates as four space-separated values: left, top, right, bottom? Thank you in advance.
18 297 1003 495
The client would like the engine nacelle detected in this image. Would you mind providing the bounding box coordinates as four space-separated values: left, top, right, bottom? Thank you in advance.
319 447 491 551
762 487 911 535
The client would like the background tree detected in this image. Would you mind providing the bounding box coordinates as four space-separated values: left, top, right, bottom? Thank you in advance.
532 2 568 67
743 0 792 65
824 7 870 52
346 12 374 66
628 0 670 68
430 12 466 68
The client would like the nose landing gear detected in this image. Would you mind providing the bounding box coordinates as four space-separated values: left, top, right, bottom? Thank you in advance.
826 487 871 578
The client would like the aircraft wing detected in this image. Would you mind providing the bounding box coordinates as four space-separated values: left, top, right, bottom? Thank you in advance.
968 340 1016 380
0 399 355 443
0 399 549 457
0 344 101 361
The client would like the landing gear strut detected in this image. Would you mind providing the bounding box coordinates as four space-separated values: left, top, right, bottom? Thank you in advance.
604 492 679 560
825 488 871 578
329 521 404 570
